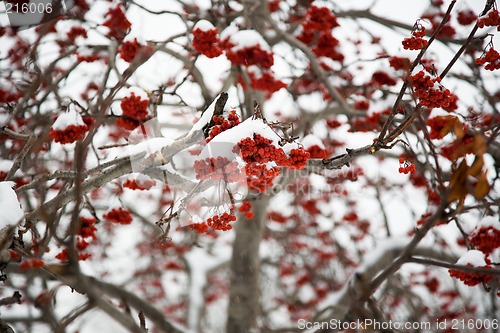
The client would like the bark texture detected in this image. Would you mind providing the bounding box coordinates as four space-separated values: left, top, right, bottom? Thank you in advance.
226 197 268 333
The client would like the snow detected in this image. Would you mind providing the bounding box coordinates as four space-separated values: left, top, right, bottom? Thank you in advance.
126 137 174 158
456 250 487 267
203 118 278 159
227 30 271 51
301 134 325 150
0 181 24 228
123 86 149 100
0 160 13 172
475 216 500 230
184 246 231 330
190 94 224 133
311 1 330 9
193 19 215 31
478 6 495 20
52 105 85 130
220 24 239 42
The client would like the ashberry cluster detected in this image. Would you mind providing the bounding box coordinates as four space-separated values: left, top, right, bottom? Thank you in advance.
49 112 94 145
426 115 460 140
311 32 344 62
55 237 92 262
193 156 243 182
189 222 209 234
235 134 287 164
302 5 339 32
248 71 287 94
245 163 281 193
103 5 131 40
20 259 45 271
389 56 411 71
206 212 237 231
123 177 156 190
192 23 223 58
457 9 477 25
468 219 500 254
475 47 500 71
353 99 370 110
225 45 274 68
477 8 500 31
398 157 416 174
402 25 428 50
79 216 98 240
371 71 397 86
238 200 255 219
448 263 493 286
207 110 240 142
118 38 153 63
103 208 133 225
67 26 88 40
116 93 149 130
49 123 90 144
410 71 457 109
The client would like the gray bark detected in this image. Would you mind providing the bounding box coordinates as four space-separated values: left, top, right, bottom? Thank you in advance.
226 196 269 333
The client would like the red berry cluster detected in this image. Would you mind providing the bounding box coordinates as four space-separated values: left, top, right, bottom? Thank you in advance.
235 134 286 164
426 115 460 140
448 261 493 287
103 5 131 40
207 110 240 142
475 47 500 71
306 145 328 159
410 71 457 109
55 237 92 262
75 53 103 63
268 0 281 12
371 71 397 86
103 208 133 225
389 56 411 71
19 258 45 271
189 222 209 234
302 5 340 32
116 93 149 130
245 163 281 193
225 45 274 68
422 11 456 38
281 149 310 170
123 177 156 190
311 32 344 62
193 156 243 182
353 99 370 110
249 71 287 94
349 110 388 132
398 157 416 174
402 25 428 50
49 123 89 144
79 216 98 240
0 87 21 103
206 212 237 231
192 27 223 58
457 9 477 25
118 38 153 62
238 200 255 219
67 26 88 40
477 9 500 31
468 225 500 254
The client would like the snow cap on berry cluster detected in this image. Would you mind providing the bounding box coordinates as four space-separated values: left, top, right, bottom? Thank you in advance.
456 249 488 267
52 104 85 130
